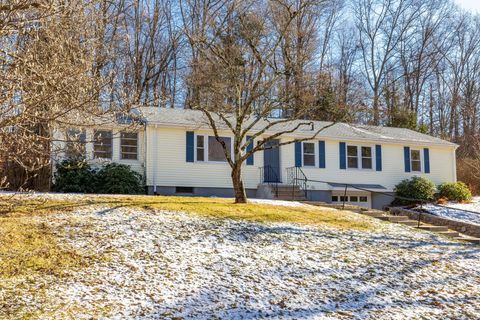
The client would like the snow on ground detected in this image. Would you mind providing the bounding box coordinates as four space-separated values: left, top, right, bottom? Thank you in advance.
424 197 480 226
248 198 310 208
2 202 479 320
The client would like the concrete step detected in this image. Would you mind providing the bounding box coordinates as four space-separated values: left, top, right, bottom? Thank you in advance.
417 225 449 232
436 230 460 238
377 215 410 222
397 220 420 226
454 236 480 244
363 211 385 218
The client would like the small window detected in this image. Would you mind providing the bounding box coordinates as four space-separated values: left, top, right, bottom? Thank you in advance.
94 130 112 159
340 196 348 202
347 145 358 168
332 196 339 202
196 135 205 161
121 132 138 160
361 147 372 169
350 196 358 202
303 142 315 166
411 149 421 172
176 186 194 194
360 196 368 202
208 136 231 162
65 128 86 159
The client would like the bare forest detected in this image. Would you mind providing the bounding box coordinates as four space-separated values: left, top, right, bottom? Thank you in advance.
2 0 480 193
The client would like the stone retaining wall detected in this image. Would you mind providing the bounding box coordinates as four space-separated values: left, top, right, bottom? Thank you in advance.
390 207 480 238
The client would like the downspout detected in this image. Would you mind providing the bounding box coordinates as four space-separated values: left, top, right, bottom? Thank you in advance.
151 124 157 195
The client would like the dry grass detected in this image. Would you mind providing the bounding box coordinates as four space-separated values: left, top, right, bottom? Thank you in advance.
82 195 375 231
0 194 374 280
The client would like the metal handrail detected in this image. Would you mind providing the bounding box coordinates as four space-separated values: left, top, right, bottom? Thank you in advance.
286 166 308 200
259 165 280 197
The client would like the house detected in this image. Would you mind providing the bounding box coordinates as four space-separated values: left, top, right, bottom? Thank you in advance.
54 107 458 209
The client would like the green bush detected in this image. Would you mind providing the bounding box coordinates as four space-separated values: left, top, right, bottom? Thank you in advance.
96 163 144 194
438 182 472 202
394 176 436 204
53 160 97 193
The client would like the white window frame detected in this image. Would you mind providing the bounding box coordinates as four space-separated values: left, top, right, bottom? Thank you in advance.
195 134 233 164
410 148 422 172
195 135 205 162
302 142 316 167
93 130 113 159
346 144 374 170
120 131 138 160
360 146 373 170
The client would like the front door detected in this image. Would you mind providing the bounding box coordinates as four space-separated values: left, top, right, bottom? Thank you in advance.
263 139 280 182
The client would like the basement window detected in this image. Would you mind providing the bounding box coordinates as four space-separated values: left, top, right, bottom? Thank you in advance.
175 186 194 194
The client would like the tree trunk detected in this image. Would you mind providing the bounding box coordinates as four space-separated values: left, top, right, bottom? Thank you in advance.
373 89 380 125
231 165 247 203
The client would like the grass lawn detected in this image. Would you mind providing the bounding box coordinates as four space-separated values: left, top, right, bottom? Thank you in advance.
0 193 478 319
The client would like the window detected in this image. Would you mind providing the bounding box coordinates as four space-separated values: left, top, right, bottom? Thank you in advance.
411 149 421 172
350 196 358 202
303 142 315 166
196 135 205 161
360 196 368 202
347 145 358 168
332 196 339 202
347 145 373 169
208 136 231 162
65 128 86 159
176 186 194 194
121 132 138 160
93 130 112 159
340 196 348 202
361 147 372 169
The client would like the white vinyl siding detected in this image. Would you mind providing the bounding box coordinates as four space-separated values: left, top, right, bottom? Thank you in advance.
283 138 456 192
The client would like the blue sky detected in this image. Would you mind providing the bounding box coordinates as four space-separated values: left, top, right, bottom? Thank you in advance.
455 0 480 13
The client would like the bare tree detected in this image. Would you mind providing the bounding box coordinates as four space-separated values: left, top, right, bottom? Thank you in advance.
186 0 336 203
354 0 418 125
0 0 121 190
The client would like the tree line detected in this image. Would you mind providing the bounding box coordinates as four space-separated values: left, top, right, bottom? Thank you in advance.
2 0 480 193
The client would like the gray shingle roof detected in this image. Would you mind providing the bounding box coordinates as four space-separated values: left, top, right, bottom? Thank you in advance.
138 107 457 148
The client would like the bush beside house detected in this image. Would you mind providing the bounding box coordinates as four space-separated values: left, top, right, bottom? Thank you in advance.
96 163 144 194
438 182 472 202
394 176 437 205
53 160 97 193
54 160 143 194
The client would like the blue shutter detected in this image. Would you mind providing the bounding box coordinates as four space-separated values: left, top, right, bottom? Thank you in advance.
319 141 326 168
246 136 254 165
186 131 194 162
375 145 382 171
424 148 430 173
295 142 302 167
404 146 411 172
339 142 346 169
